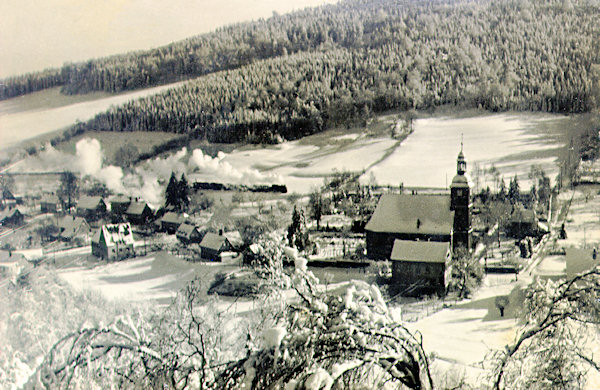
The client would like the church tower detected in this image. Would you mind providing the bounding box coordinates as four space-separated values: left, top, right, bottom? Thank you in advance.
450 141 472 253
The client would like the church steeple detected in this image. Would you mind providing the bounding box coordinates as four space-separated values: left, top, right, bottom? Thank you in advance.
457 135 467 175
450 139 472 253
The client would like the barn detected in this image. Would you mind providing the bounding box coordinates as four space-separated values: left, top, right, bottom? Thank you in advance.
390 239 451 296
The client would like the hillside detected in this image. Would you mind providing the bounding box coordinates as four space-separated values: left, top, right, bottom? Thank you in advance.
2 0 600 143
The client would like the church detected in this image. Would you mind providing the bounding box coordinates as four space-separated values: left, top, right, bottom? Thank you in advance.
364 147 473 294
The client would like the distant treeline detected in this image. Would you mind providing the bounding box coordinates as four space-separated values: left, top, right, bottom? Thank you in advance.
2 0 600 141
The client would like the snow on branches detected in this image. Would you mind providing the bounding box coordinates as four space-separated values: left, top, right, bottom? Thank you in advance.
489 267 600 390
217 277 434 390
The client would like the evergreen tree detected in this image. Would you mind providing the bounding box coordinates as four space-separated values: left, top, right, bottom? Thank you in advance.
178 174 190 211
165 172 179 209
498 178 507 202
508 174 520 204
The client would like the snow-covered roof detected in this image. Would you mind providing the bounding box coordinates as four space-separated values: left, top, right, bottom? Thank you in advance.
100 223 135 247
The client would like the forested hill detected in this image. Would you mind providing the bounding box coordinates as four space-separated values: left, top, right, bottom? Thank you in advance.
4 0 600 144
2 0 599 101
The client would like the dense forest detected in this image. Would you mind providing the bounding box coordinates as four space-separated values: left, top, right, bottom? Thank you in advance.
2 0 600 142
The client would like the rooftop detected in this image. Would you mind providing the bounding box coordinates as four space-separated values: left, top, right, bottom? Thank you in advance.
390 239 450 263
77 196 105 210
365 194 453 235
200 232 229 251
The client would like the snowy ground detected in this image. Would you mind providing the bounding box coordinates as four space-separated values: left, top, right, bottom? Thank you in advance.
220 112 568 193
0 82 187 150
560 186 600 249
58 252 239 305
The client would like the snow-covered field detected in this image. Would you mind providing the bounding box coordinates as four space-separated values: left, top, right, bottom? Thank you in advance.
220 113 569 193
58 252 238 304
561 187 600 249
0 82 186 149
365 114 567 189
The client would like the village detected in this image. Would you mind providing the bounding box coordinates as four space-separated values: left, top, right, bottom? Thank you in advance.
1 124 599 389
1 132 598 302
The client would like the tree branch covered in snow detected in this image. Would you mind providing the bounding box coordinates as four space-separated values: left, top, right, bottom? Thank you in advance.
216 276 434 390
31 238 434 389
490 267 600 390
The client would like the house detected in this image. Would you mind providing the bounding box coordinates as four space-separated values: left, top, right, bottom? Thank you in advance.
507 204 538 239
160 212 183 234
41 194 62 213
76 196 107 221
125 201 154 226
0 207 24 227
223 230 244 249
56 215 91 242
176 223 201 244
110 196 131 219
91 223 135 261
200 232 232 261
365 148 472 260
1 189 17 209
390 239 451 296
0 250 29 285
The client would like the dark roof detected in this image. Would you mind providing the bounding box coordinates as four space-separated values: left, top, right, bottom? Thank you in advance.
126 202 150 216
200 233 229 251
2 189 15 200
161 212 183 224
177 223 198 238
365 194 454 235
91 229 101 244
510 206 536 223
77 196 105 210
58 216 89 239
0 207 23 221
390 240 449 263
111 196 131 205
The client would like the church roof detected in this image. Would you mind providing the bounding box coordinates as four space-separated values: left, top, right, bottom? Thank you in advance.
365 194 454 235
390 240 449 263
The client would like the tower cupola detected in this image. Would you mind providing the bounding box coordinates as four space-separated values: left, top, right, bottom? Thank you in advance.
457 150 466 175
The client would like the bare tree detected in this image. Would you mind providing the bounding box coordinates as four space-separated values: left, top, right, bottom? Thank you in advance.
489 268 600 390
